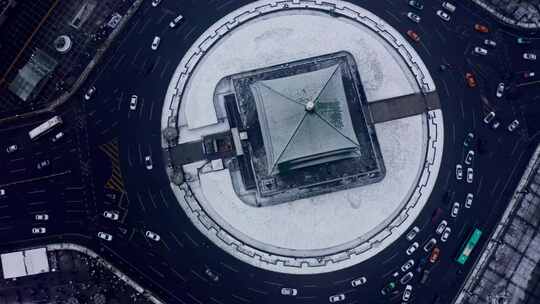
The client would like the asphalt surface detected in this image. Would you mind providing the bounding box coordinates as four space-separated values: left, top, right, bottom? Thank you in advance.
1 0 540 304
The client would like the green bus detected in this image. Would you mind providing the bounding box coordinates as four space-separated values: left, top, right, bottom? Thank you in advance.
456 228 483 265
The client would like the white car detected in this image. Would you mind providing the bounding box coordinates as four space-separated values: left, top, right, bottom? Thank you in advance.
474 47 488 56
329 294 346 303
436 220 448 234
144 155 153 170
169 14 183 28
456 164 463 180
523 53 537 60
451 202 460 218
483 111 496 124
406 242 419 255
32 227 46 234
37 160 50 170
402 285 413 302
436 10 450 21
151 36 161 50
465 193 474 208
423 238 437 252
281 288 298 296
205 268 220 282
496 83 505 98
406 226 420 241
145 230 160 241
103 210 119 220
97 232 113 241
84 86 96 100
484 39 496 48
6 144 17 153
467 167 474 183
441 227 451 242
442 1 456 12
35 214 49 221
464 150 475 165
129 95 138 110
351 276 367 287
400 272 414 285
0 189 5 197
508 120 520 132
51 132 64 143
407 12 421 23
401 259 415 272
151 0 162 7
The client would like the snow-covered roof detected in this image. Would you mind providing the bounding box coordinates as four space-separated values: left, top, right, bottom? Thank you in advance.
1 248 50 279
251 63 360 174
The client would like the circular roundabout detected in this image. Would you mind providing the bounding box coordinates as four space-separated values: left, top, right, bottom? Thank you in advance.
161 0 444 274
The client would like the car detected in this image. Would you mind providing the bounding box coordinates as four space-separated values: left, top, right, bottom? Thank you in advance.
491 120 500 130
402 285 413 302
442 1 456 12
483 39 496 48
524 71 535 78
465 193 474 208
129 95 138 110
467 167 474 183
496 82 505 98
151 36 161 50
32 227 46 234
439 63 451 71
406 242 419 255
436 10 450 21
436 220 448 234
483 111 496 124
464 132 475 147
474 23 489 33
451 202 460 217
6 144 17 153
392 271 400 278
508 120 520 132
145 230 160 241
103 210 119 220
423 238 437 252
151 0 161 7
429 247 440 263
35 214 49 221
408 0 423 10
406 30 420 42
169 14 183 28
381 282 396 296
416 257 428 273
441 227 451 242
465 72 477 88
281 288 298 296
329 294 346 303
351 276 367 287
474 46 488 56
464 150 475 165
37 160 50 170
205 268 219 282
420 269 431 284
51 132 64 143
407 12 421 23
400 272 414 285
517 37 531 44
523 53 537 60
97 232 113 241
144 155 153 170
84 86 96 100
456 164 463 180
401 259 415 272
0 189 5 197
431 207 444 223
406 226 420 241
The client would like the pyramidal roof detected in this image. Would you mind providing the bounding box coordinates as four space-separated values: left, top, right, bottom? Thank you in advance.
250 64 361 174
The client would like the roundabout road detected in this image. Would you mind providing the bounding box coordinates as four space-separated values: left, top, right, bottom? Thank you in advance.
8 0 538 304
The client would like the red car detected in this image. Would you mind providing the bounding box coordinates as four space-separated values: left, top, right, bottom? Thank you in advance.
474 23 489 33
429 247 440 263
407 30 420 42
465 73 477 88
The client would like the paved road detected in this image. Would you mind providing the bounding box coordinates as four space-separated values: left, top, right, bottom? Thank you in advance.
1 0 540 303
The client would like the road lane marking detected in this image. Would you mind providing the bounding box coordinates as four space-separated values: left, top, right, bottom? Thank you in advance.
183 231 199 247
170 232 184 248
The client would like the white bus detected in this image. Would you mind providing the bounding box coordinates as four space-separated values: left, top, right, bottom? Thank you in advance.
29 116 62 140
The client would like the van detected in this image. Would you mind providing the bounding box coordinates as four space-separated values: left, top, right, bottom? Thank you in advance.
442 2 456 13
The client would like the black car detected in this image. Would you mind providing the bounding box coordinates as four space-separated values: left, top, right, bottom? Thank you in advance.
408 0 424 10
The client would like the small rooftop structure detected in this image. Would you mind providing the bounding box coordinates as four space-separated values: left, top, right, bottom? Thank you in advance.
1 248 50 279
9 49 58 101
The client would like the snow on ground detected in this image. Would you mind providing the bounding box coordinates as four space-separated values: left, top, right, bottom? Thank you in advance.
179 10 419 130
186 114 425 255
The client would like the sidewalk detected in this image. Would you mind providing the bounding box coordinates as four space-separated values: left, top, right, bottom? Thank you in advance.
471 0 540 30
454 144 540 304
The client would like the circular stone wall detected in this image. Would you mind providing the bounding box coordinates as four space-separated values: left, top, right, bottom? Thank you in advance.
161 0 443 274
